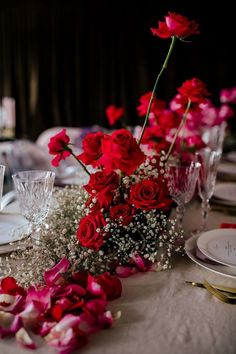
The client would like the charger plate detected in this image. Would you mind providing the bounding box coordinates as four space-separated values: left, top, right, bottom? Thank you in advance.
197 228 236 267
185 234 236 279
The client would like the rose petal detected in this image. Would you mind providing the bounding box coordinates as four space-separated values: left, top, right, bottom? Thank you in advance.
0 313 22 338
15 328 36 349
19 301 41 326
0 294 24 313
87 275 105 298
26 286 54 312
131 254 147 271
115 266 137 277
44 258 70 286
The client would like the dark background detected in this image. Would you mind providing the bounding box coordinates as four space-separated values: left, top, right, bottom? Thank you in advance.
0 0 236 140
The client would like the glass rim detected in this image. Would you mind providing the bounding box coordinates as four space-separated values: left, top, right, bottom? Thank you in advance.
12 170 55 180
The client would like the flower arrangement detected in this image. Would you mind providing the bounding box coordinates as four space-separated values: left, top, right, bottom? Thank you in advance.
40 12 210 278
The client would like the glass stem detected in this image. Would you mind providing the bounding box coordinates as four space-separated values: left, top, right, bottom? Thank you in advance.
176 203 185 229
201 199 210 231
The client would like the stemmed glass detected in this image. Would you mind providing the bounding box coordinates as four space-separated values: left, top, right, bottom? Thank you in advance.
0 165 5 210
166 160 201 231
12 170 55 238
196 147 221 232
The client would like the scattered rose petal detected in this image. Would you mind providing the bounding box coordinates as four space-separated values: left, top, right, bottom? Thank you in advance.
15 327 36 349
44 258 70 286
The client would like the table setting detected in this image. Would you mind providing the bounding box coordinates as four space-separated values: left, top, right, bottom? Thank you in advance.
0 10 236 354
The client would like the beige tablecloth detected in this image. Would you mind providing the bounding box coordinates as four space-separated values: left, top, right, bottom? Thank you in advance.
0 199 236 354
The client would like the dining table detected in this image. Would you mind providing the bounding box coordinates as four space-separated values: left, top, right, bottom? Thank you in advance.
0 193 236 354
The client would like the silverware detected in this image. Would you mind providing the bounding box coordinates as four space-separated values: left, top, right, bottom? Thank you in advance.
203 280 236 304
185 281 236 296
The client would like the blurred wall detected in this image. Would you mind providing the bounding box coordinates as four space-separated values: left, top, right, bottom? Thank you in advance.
0 0 236 140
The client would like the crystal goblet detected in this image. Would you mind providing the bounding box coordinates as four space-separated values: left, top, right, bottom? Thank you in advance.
197 147 221 232
12 170 55 237
0 164 5 211
166 161 201 231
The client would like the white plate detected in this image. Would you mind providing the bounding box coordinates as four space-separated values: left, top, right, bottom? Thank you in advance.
0 211 28 245
0 224 30 254
213 183 236 205
225 151 236 163
217 162 236 177
197 229 236 267
185 234 236 279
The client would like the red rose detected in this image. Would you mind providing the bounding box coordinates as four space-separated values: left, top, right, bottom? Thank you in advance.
109 203 134 225
157 110 181 132
151 12 199 39
96 272 122 301
142 126 170 153
76 212 106 251
177 78 210 104
99 129 146 175
48 128 71 167
106 105 125 126
84 170 119 208
78 132 104 166
84 170 119 194
130 179 172 211
137 92 166 117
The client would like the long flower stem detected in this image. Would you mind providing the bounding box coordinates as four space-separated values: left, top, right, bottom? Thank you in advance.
70 151 91 176
165 98 192 161
138 36 177 145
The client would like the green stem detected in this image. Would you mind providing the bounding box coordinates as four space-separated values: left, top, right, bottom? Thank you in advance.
138 36 177 145
165 98 192 161
70 150 91 176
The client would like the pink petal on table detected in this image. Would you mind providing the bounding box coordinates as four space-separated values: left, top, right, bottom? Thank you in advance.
115 266 137 277
44 258 70 286
19 301 41 326
15 328 36 349
0 313 22 337
87 275 104 297
0 294 24 313
26 286 53 311
56 284 86 298
38 321 57 336
131 254 147 271
50 314 81 332
84 299 107 316
98 310 113 329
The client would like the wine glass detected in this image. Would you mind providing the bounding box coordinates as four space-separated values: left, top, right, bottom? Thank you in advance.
166 160 201 231
12 170 55 237
197 147 221 232
201 122 226 153
0 164 5 210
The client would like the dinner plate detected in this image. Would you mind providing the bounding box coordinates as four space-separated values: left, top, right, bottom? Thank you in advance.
0 224 30 254
0 213 29 245
185 234 236 279
197 229 236 267
213 183 236 205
